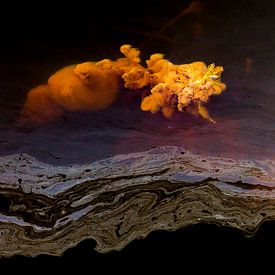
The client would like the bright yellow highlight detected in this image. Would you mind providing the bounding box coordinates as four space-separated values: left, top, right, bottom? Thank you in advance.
20 45 225 124
140 56 226 122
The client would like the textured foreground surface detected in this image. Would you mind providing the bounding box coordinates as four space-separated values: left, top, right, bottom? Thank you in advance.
0 146 274 257
0 0 275 261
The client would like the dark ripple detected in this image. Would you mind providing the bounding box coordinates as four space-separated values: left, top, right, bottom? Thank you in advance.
2 222 275 274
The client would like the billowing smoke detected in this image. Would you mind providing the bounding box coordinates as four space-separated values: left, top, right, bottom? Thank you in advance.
20 45 226 124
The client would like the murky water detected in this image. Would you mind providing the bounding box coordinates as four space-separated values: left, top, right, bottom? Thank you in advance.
0 0 275 264
0 1 274 165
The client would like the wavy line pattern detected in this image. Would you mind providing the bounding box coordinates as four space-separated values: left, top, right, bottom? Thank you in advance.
0 146 274 257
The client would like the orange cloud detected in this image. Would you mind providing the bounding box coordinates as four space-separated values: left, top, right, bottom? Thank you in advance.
20 45 226 125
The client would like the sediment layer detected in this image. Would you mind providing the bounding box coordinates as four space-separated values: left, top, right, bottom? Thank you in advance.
0 146 274 257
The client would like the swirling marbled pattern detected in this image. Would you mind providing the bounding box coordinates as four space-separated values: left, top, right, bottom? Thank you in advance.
0 146 274 257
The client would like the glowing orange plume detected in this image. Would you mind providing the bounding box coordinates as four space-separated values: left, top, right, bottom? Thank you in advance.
20 45 226 124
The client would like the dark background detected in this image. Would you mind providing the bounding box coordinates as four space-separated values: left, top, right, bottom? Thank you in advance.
1 222 275 274
1 0 275 274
